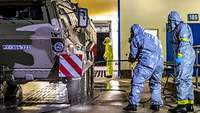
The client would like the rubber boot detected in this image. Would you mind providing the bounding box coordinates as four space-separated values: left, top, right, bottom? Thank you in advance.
150 104 160 111
123 104 137 111
186 104 194 112
168 105 187 113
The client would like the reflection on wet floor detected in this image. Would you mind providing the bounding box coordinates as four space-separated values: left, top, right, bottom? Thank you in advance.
25 83 67 105
0 81 70 112
21 81 69 105
48 78 200 113
49 79 170 113
1 77 200 113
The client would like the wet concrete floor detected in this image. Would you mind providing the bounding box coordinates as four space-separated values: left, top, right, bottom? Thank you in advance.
1 78 200 113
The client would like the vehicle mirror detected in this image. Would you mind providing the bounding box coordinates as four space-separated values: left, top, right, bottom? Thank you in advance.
78 8 88 28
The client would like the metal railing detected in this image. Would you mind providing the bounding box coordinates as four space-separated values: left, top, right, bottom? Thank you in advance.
94 59 130 79
193 45 200 88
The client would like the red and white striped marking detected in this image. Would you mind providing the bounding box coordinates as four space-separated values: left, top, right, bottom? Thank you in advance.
89 43 97 58
59 53 83 78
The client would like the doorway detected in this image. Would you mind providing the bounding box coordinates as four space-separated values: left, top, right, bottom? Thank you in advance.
93 21 111 66
95 33 110 66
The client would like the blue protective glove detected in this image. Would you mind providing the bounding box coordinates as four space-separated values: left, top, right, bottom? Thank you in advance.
175 57 182 65
176 53 183 65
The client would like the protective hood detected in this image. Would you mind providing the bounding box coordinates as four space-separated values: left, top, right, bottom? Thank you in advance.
131 24 144 35
167 11 182 32
168 11 182 22
104 37 111 44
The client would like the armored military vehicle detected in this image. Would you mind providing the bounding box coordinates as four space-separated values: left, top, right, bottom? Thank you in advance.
0 0 96 107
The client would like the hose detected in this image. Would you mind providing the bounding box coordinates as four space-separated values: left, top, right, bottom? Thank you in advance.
162 73 177 108
94 60 177 104
94 59 130 65
162 73 175 97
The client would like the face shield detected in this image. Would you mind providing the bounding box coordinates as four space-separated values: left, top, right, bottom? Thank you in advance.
167 20 176 32
129 29 135 43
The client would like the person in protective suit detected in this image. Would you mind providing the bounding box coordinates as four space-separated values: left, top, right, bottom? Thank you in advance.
123 24 164 111
103 37 113 78
167 11 195 113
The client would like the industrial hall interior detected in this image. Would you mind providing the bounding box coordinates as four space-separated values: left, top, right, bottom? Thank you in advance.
1 0 200 113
